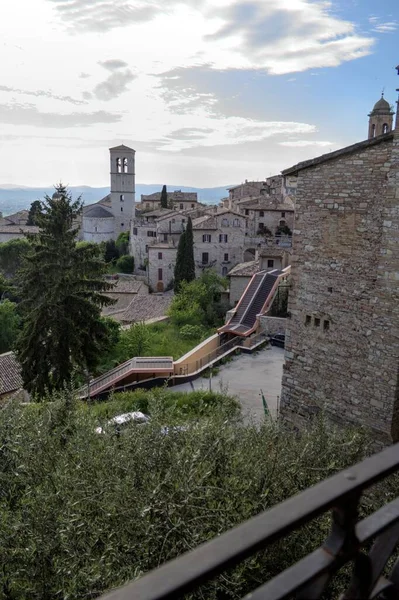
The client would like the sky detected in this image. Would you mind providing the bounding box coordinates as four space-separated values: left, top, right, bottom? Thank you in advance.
0 0 398 188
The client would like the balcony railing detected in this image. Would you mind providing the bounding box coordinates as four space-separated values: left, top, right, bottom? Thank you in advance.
97 443 399 600
244 235 292 248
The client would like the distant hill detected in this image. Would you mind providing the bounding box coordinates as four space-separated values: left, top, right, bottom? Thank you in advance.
0 184 232 216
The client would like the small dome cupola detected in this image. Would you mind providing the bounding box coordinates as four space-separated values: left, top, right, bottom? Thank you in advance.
368 93 394 139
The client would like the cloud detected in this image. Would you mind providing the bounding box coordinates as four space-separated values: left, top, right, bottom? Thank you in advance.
0 85 87 105
79 72 91 78
0 102 121 127
373 22 397 33
48 0 158 32
99 59 129 71
279 140 334 147
93 60 136 100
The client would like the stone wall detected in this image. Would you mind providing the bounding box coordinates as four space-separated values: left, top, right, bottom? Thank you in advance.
147 246 177 292
244 208 295 236
259 316 286 336
280 134 399 442
82 216 114 243
229 276 251 305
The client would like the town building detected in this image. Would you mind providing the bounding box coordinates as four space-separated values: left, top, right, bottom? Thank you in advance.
82 144 135 243
138 190 198 212
280 92 399 443
0 351 28 402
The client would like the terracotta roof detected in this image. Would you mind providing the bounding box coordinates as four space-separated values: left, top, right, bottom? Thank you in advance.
118 294 173 323
228 260 260 277
0 352 23 396
0 225 39 234
282 132 394 176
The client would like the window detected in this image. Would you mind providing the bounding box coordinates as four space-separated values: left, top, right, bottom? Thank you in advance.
158 252 163 260
305 315 311 326
314 317 321 327
219 234 228 243
94 226 97 232
202 252 209 264
133 227 138 235
371 123 376 138
267 259 274 268
281 211 286 218
224 253 229 262
120 194 124 202
328 286 333 293
123 157 128 173
180 203 183 209
147 230 156 237
259 222 264 230
182 219 186 223
163 233 168 242
121 223 124 227
279 219 286 226
191 204 195 208
233 218 240 227
222 266 228 276
259 211 264 217
146 203 150 208
145 245 148 252
382 123 389 134
203 234 211 243
158 268 163 281
116 157 122 173
245 209 249 216
324 320 330 331
121 207 123 212
172 218 175 224
222 218 229 227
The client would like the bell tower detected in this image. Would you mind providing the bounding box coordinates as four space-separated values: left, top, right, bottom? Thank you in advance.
109 144 135 237
368 93 394 139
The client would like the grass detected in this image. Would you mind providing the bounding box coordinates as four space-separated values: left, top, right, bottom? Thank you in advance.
139 320 214 360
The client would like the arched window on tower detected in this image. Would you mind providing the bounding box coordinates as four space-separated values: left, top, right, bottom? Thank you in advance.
123 157 128 173
382 123 389 134
120 194 124 202
116 158 122 173
371 124 376 138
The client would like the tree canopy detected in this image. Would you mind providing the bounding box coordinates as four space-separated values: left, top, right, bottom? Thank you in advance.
15 184 115 397
173 217 195 292
26 200 43 226
0 299 20 353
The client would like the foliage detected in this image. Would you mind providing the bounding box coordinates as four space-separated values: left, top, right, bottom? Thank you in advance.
116 254 134 273
15 184 115 398
269 282 289 318
170 270 228 328
173 227 187 292
0 238 31 278
116 231 130 257
104 239 119 263
275 224 292 236
93 317 121 375
185 215 195 280
0 299 20 353
257 225 272 236
0 390 377 600
179 324 207 339
160 184 168 209
26 199 43 226
115 321 152 359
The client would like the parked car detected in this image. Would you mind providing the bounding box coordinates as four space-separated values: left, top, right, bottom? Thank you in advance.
270 333 285 348
95 411 150 434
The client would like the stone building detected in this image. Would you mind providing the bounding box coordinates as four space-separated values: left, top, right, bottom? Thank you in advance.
192 210 246 278
138 190 198 212
82 144 135 243
240 200 295 237
368 94 394 139
280 103 399 442
147 244 177 292
0 225 39 243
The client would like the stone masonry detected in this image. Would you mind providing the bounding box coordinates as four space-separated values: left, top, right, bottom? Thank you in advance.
280 131 399 443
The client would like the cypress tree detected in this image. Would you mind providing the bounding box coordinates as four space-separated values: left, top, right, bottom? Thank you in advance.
15 184 115 397
26 200 43 226
173 230 187 292
185 216 195 283
160 185 168 209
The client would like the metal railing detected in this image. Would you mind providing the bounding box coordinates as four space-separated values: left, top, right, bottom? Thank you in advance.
98 443 399 600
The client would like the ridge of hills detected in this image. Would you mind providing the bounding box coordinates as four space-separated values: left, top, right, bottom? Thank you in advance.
0 184 234 216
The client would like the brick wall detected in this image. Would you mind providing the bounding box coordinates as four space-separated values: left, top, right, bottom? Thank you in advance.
280 134 399 442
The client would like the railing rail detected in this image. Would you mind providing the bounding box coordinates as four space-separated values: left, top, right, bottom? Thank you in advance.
98 443 399 600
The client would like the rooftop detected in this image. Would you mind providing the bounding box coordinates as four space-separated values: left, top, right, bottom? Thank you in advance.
0 225 39 234
282 132 395 176
228 260 260 277
84 205 114 219
117 294 173 324
0 351 23 396
109 144 135 152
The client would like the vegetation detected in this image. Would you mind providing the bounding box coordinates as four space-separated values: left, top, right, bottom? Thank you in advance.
275 224 292 236
115 231 130 256
173 216 195 292
269 282 289 318
15 184 115 397
160 184 168 209
0 238 30 279
103 239 119 264
0 299 20 353
115 254 134 273
169 270 229 328
0 388 384 600
26 199 43 226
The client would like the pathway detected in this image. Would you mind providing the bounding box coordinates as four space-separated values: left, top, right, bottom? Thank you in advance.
172 346 285 422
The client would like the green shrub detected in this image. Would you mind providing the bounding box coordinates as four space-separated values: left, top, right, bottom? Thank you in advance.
116 254 134 273
179 324 206 339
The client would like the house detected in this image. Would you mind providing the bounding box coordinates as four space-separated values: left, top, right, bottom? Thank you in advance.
138 190 198 212
0 351 27 402
280 92 399 443
147 243 177 292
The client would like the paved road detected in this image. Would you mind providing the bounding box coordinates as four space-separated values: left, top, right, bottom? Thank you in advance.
172 346 285 422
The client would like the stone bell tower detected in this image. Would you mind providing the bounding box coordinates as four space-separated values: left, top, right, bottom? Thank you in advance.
109 144 135 237
368 93 394 139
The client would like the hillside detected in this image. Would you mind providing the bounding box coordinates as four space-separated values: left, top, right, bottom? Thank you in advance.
0 184 232 216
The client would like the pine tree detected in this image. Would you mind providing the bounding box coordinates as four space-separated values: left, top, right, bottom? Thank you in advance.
15 184 115 397
185 216 195 282
160 185 168 209
173 230 187 292
26 200 43 226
